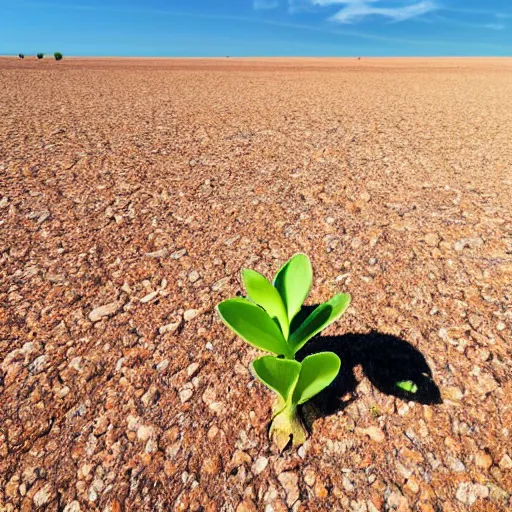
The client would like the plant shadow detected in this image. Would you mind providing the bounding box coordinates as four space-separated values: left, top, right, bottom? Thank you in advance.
292 307 442 417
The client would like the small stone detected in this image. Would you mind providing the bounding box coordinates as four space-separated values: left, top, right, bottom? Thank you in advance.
209 402 226 415
140 291 158 303
56 386 70 398
171 249 187 259
405 476 420 494
351 238 362 249
444 386 463 402
189 271 200 283
231 450 252 467
496 322 506 332
304 468 316 487
145 248 168 258
189 159 197 167
456 482 489 506
89 301 122 322
236 500 257 512
33 484 52 507
179 387 194 403
159 322 181 335
360 192 371 202
156 359 169 371
277 472 300 507
252 456 269 475
454 237 484 252
475 451 493 470
29 355 47 374
424 233 440 247
499 454 512 470
314 480 329 499
187 363 200 377
355 426 385 443
476 373 499 395
63 501 81 512
212 277 230 291
136 425 154 442
201 456 220 476
342 475 355 493
184 309 199 321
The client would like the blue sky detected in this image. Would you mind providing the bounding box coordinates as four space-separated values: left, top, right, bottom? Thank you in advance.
2 0 511 56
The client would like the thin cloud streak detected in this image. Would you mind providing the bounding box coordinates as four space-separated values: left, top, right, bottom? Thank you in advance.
311 0 438 23
253 0 280 10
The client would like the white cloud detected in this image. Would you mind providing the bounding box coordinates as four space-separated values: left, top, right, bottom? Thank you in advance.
254 0 279 9
484 23 505 30
310 0 437 23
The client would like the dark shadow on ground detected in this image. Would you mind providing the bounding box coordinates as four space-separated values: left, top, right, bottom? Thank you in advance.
292 306 442 417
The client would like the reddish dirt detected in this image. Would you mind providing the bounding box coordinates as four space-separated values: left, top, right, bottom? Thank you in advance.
1 57 511 511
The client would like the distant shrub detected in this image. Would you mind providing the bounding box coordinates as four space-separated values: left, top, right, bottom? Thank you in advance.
37 53 44 60
54 52 63 61
18 53 24 59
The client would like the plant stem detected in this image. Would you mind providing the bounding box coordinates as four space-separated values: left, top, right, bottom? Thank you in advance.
270 401 308 451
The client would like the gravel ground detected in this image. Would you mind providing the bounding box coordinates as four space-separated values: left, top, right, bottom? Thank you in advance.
1 57 511 511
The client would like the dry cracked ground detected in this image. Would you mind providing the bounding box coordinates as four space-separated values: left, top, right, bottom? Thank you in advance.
1 57 511 512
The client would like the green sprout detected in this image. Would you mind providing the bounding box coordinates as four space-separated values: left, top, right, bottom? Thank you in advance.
217 253 351 449
54 52 63 61
37 53 44 60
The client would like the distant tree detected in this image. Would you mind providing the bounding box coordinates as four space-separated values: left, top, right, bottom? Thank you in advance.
54 52 63 61
37 53 44 59
18 53 24 59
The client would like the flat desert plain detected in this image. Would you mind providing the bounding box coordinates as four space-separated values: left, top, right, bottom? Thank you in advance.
1 57 512 511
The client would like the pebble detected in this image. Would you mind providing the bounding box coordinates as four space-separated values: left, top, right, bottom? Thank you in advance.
187 363 200 377
499 453 512 470
184 309 199 321
159 321 181 335
29 355 47 374
137 425 154 442
475 451 493 470
252 456 269 475
188 270 200 283
231 450 252 467
145 248 168 258
171 249 187 259
63 502 81 512
303 468 316 487
236 500 257 512
179 386 194 403
277 472 300 507
89 301 122 322
453 237 484 252
355 426 385 443
156 359 170 371
424 233 440 247
33 484 52 507
456 482 489 506
212 277 230 291
140 291 158 303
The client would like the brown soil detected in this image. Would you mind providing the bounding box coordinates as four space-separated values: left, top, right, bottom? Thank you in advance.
1 57 511 512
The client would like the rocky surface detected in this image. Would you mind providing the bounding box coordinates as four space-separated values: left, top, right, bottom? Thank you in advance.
0 57 511 511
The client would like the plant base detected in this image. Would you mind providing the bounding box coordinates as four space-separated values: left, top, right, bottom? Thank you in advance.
269 404 308 451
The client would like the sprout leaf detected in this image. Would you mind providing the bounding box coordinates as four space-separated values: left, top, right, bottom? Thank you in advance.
273 253 312 323
396 380 418 393
242 269 289 339
289 293 351 354
217 298 290 357
292 352 341 404
252 356 301 405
